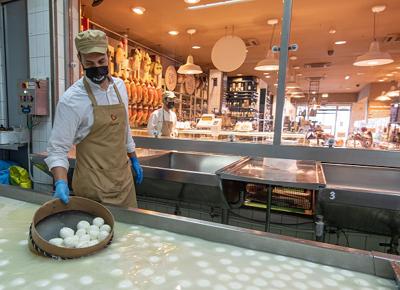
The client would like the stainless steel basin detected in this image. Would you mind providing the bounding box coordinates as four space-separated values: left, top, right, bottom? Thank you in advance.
318 163 400 253
137 152 243 207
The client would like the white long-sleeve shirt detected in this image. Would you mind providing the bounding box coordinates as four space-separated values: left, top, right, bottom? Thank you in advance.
147 108 177 136
45 76 135 171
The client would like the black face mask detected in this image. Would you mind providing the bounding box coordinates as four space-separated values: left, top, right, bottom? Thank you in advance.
84 66 109 84
167 102 175 109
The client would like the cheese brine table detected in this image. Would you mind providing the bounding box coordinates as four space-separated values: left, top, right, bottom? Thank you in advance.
0 196 397 290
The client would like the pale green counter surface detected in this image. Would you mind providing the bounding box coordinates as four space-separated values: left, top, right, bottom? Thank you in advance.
0 196 396 290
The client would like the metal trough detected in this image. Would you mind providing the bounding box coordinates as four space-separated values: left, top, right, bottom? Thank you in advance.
137 151 243 207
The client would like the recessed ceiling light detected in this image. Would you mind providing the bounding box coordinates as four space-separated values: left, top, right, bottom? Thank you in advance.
263 72 269 75
293 66 300 70
289 56 297 61
185 0 200 3
192 45 201 49
345 75 350 80
168 31 179 36
322 93 329 98
274 83 278 86
132 6 145 15
386 73 394 77
311 91 317 94
265 75 271 78
237 73 243 76
335 40 347 45
187 0 252 10
378 79 385 82
329 28 336 34
396 66 400 70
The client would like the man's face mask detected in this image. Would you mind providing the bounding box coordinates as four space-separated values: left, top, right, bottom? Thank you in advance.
167 101 175 109
84 66 109 84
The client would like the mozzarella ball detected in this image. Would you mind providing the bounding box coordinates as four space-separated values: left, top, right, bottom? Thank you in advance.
89 225 99 232
92 217 104 227
76 241 89 248
87 240 99 247
76 229 87 237
100 224 111 233
79 234 91 243
59 227 74 239
88 229 99 240
64 236 79 248
49 238 63 247
98 230 109 241
77 220 90 231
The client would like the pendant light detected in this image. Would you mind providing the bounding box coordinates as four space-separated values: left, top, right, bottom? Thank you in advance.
387 81 400 97
286 74 300 89
353 5 393 67
178 29 203 74
255 19 279 71
375 91 391 101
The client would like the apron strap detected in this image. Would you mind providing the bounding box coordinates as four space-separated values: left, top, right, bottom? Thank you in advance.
83 77 98 106
83 77 124 106
113 83 124 104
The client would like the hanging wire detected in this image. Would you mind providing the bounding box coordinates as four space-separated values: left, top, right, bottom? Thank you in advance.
373 12 377 41
269 23 277 49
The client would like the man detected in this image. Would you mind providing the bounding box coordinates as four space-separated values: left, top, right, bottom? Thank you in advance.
45 30 143 208
147 91 177 137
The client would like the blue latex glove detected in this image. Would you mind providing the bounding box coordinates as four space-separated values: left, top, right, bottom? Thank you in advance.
130 157 143 184
53 179 69 204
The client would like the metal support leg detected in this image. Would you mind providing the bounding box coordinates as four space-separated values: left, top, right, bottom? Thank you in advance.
221 208 229 224
265 184 272 232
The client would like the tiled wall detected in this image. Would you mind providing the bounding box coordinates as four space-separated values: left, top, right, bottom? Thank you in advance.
0 8 7 126
27 0 65 192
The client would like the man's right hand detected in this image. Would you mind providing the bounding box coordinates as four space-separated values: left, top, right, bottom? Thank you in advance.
53 179 70 204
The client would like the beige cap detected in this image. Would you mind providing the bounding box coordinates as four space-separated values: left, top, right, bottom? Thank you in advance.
75 30 108 54
162 91 176 100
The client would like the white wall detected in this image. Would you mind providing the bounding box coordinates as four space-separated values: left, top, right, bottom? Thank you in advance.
208 69 223 114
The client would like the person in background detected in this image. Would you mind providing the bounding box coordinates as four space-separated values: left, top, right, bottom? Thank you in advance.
147 91 177 137
45 30 143 208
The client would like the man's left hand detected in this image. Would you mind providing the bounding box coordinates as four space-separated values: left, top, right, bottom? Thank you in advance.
130 157 143 184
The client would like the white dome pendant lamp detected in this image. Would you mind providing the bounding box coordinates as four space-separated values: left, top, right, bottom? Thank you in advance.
353 5 393 67
178 29 203 74
255 19 279 71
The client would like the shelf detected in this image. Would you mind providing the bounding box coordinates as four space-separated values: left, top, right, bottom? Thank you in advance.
228 106 257 111
227 91 258 94
0 143 27 151
230 117 257 120
230 80 257 83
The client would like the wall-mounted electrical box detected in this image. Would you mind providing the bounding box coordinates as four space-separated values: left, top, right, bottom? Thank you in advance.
18 79 49 115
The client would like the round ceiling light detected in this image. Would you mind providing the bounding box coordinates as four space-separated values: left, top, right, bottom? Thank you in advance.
335 40 347 45
132 7 145 15
168 31 179 36
184 0 200 3
192 45 201 49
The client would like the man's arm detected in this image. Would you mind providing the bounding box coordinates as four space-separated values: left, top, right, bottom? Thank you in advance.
51 166 68 182
45 102 80 178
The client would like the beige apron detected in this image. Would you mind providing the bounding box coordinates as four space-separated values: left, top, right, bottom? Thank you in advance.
72 78 137 208
161 109 174 137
